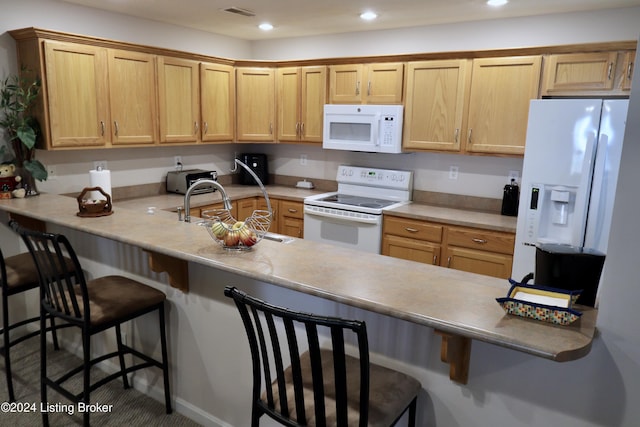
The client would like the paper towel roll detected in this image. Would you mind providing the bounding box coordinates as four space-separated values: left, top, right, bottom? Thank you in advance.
89 169 112 200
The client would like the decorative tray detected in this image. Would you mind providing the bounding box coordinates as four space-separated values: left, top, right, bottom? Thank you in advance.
77 186 113 217
496 279 583 326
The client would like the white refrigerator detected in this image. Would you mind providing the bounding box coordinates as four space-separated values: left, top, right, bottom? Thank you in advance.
512 99 629 281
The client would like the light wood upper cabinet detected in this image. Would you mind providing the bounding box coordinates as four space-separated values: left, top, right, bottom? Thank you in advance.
157 56 200 144
329 63 404 104
622 51 635 91
236 67 276 142
542 52 618 94
277 66 327 143
403 60 471 152
43 41 110 148
108 49 158 146
200 62 235 142
465 56 542 156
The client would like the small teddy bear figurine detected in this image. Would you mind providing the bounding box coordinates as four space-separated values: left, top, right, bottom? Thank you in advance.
0 163 25 198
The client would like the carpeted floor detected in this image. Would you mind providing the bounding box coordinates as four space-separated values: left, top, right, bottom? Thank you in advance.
0 336 201 426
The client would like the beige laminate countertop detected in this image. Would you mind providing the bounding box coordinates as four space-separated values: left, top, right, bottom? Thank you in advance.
115 185 517 234
0 193 596 382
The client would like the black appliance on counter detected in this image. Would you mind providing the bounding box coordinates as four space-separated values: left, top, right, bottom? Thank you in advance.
530 243 606 307
239 153 268 185
501 179 519 216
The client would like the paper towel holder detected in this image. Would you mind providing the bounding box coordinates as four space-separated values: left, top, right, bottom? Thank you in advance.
77 186 113 217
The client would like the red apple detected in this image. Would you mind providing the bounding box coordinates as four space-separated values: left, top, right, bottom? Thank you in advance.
239 227 258 247
223 230 240 247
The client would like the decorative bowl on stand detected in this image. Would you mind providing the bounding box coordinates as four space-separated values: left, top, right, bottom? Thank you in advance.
202 208 272 251
201 159 273 251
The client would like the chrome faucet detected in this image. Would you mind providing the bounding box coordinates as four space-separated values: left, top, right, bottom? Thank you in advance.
183 179 232 223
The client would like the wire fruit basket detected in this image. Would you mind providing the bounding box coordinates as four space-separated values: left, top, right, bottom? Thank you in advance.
202 159 273 251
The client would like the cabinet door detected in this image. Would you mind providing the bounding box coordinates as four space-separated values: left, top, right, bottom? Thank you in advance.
365 63 404 104
300 66 327 143
43 41 110 148
236 67 276 142
200 62 235 142
329 64 363 103
542 52 618 94
403 60 470 152
382 234 441 265
278 200 304 238
108 49 157 146
466 56 541 156
444 246 513 279
236 197 257 221
158 56 200 143
258 198 278 233
622 51 635 91
277 67 300 142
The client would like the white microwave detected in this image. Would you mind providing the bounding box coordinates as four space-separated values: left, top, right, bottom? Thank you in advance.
323 104 404 153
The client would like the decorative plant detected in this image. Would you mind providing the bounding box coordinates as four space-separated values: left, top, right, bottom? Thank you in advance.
0 69 47 184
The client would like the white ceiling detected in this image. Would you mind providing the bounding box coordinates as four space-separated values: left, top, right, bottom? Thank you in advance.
60 0 640 41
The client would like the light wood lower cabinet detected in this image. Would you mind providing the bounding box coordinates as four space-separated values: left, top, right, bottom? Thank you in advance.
278 200 304 238
383 215 515 279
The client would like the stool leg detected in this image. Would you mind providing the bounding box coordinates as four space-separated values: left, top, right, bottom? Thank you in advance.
2 292 15 402
40 310 49 427
82 331 91 427
159 305 172 414
115 323 130 389
49 314 60 351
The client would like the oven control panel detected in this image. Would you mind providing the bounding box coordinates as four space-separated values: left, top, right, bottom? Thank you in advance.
336 165 413 190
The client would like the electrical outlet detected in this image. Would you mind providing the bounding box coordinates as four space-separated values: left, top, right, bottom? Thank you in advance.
449 165 459 180
173 156 182 169
47 165 57 180
93 160 108 171
300 154 308 166
508 170 520 183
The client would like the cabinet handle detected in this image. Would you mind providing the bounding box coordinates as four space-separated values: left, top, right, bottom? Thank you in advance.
288 208 297 213
204 121 208 135
607 62 613 80
628 61 634 81
270 122 273 134
194 121 199 135
468 128 472 144
454 128 459 143
447 256 451 268
100 121 105 136
367 81 372 96
472 238 488 244
405 227 419 233
300 122 305 137
295 122 300 136
433 255 438 265
355 80 360 95
113 121 119 136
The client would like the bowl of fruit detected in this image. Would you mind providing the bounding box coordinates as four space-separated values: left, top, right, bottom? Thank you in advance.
203 208 272 251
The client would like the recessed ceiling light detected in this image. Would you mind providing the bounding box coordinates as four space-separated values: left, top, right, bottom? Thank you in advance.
258 23 274 31
487 0 508 6
360 11 378 21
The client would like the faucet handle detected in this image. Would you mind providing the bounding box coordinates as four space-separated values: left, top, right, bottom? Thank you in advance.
177 206 183 222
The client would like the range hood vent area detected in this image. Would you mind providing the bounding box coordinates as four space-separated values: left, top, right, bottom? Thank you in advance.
222 7 256 17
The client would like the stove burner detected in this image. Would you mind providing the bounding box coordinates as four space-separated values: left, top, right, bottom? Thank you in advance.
315 194 397 209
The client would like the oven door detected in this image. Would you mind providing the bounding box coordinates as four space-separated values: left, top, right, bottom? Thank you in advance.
303 205 382 254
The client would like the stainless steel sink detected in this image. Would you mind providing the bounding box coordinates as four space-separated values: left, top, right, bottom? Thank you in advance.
262 232 295 244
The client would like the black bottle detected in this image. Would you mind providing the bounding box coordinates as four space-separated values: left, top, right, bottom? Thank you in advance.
501 179 519 216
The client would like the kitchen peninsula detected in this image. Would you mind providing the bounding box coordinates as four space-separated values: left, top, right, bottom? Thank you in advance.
0 192 596 389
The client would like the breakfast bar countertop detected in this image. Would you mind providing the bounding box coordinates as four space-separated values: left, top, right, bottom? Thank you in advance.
0 193 594 384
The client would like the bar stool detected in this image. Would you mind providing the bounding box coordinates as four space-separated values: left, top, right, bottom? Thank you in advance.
1 244 74 402
225 286 422 427
11 221 172 427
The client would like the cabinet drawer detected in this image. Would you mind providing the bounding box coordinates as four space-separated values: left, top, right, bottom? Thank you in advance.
383 216 443 243
280 200 303 219
446 226 515 255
